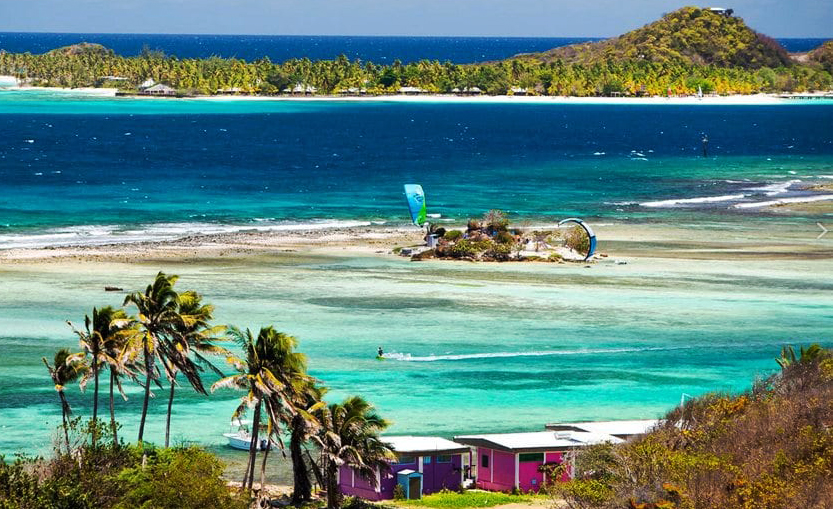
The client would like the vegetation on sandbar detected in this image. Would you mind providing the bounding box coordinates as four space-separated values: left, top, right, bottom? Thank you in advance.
411 209 591 262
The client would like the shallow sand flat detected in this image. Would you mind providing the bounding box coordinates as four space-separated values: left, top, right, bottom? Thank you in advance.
1 220 830 265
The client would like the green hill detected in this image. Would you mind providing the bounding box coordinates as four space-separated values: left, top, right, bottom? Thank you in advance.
526 6 792 69
46 42 113 57
809 41 833 74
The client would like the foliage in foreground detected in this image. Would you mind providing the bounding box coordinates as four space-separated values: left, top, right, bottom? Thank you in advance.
0 426 247 509
548 344 833 509
396 489 533 509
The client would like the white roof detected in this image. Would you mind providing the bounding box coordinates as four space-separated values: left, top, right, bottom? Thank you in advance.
454 431 622 452
398 86 424 93
140 78 156 88
383 436 468 454
145 83 174 92
546 419 659 437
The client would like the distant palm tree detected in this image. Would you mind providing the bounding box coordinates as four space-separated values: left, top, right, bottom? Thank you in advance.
777 343 826 369
160 290 226 447
314 396 394 509
123 272 181 444
68 305 133 444
211 326 308 492
42 348 89 453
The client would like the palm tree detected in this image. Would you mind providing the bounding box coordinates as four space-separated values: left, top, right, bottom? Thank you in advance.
290 382 327 505
123 271 181 444
211 326 308 492
314 396 395 509
68 305 133 444
42 348 89 453
160 290 226 447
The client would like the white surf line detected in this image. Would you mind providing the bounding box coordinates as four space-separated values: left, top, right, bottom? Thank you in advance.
819 223 829 239
732 194 833 209
640 194 747 208
383 345 689 362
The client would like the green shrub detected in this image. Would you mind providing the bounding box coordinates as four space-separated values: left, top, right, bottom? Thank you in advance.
393 483 406 500
443 230 463 242
114 447 247 509
564 226 590 255
495 231 515 245
482 210 509 233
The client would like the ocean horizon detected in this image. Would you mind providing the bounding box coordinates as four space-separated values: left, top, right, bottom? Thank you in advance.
0 32 829 64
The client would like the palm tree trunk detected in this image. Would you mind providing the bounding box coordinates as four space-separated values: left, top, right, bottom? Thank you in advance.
165 377 175 448
92 362 99 446
327 462 341 509
259 439 270 492
58 391 70 455
291 415 313 504
137 341 153 444
244 399 262 491
109 370 118 444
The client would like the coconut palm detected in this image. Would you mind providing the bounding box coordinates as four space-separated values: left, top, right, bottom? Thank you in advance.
160 290 227 447
290 382 328 505
123 271 181 444
211 325 308 492
68 305 133 444
314 396 395 509
42 348 89 453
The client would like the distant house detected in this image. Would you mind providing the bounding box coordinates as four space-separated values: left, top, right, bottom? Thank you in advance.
454 431 622 492
100 76 128 82
216 87 242 94
140 83 176 96
463 86 482 95
545 420 658 442
283 83 317 95
510 86 528 96
398 86 425 95
139 78 156 89
339 436 470 501
339 87 367 95
707 7 733 16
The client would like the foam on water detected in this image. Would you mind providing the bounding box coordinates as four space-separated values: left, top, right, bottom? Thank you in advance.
382 345 690 362
0 220 373 249
640 194 748 208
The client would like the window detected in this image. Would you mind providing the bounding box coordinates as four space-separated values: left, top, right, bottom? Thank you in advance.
396 455 415 464
481 454 489 468
437 455 452 463
423 456 431 464
519 453 544 463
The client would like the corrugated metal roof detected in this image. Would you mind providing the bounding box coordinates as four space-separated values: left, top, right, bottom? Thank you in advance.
383 436 469 455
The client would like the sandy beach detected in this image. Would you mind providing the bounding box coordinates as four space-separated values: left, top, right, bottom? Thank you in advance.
3 77 831 105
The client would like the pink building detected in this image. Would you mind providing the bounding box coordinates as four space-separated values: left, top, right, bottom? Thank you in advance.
454 431 623 492
339 436 470 501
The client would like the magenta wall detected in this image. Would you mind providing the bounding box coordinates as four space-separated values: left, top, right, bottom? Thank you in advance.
475 447 515 491
475 448 572 492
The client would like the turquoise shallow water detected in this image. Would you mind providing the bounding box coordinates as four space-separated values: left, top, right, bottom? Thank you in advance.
0 90 832 462
1 251 832 458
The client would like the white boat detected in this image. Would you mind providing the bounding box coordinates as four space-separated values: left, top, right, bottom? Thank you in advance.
223 419 270 451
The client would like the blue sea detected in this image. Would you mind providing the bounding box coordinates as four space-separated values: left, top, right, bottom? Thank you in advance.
0 71 832 468
0 32 829 63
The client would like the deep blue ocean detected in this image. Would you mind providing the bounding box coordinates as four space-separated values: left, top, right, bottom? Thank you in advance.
0 91 832 248
0 32 829 63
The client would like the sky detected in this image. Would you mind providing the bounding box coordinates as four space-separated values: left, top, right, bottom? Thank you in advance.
0 0 830 37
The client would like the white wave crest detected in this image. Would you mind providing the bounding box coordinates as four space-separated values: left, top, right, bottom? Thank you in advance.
0 220 373 250
640 194 747 208
745 179 801 196
732 194 833 209
382 346 682 362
